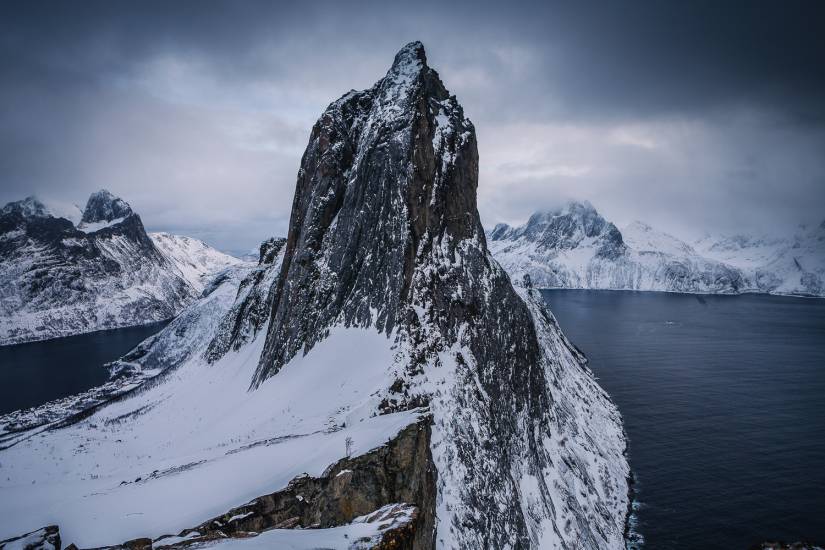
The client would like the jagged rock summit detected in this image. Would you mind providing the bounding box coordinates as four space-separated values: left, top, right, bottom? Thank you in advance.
213 41 631 547
0 189 239 345
0 43 629 550
245 40 482 383
80 189 133 224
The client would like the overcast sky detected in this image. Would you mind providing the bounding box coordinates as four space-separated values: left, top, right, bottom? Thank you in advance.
1 1 823 253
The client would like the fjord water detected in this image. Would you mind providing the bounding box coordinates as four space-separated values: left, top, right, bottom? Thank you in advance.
0 321 168 414
542 290 825 549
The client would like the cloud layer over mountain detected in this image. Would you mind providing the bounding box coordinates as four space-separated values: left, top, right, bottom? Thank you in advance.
1 1 823 252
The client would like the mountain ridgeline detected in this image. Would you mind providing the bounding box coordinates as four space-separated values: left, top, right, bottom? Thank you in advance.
489 200 825 297
0 43 629 550
209 41 630 547
253 41 481 384
0 190 239 345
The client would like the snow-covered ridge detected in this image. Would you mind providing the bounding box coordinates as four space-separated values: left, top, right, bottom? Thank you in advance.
150 232 243 292
0 42 629 549
0 196 83 225
489 200 825 297
0 190 246 345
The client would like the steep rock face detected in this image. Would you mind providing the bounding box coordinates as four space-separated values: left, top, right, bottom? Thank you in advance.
213 42 630 547
0 191 236 345
139 419 434 550
489 201 746 294
205 237 286 359
0 43 628 550
239 42 479 384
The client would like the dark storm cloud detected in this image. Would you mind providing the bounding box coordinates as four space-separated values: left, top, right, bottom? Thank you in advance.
1 1 823 251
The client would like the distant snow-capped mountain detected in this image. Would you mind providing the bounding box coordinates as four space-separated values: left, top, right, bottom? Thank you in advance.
0 190 243 346
488 201 824 297
149 232 240 293
694 222 825 296
489 200 745 294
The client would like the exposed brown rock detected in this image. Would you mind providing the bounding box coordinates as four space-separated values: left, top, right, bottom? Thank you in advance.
171 417 435 549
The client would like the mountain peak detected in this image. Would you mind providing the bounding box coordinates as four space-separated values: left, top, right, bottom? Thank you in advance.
81 189 133 224
244 41 477 382
559 199 598 217
383 41 428 93
1 196 48 218
523 200 603 232
220 43 631 547
366 40 448 131
390 40 426 72
0 196 82 224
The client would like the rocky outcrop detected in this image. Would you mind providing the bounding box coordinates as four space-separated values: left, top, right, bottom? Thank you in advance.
6 421 431 550
0 525 60 550
79 190 133 226
205 237 286 359
144 419 434 550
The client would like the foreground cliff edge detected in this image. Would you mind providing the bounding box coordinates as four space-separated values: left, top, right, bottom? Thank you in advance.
0 42 629 549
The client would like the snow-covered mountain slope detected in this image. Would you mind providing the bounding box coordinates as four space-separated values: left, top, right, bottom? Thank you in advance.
0 260 256 440
489 202 825 297
150 232 242 292
622 220 696 256
0 248 423 546
695 222 825 296
489 200 745 294
0 191 243 346
0 42 629 549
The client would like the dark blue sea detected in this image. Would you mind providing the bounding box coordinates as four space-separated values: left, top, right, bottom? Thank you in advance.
0 321 168 415
542 290 825 550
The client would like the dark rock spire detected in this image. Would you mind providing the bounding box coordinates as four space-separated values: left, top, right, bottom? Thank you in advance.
251 40 481 384
81 189 134 224
208 43 629 548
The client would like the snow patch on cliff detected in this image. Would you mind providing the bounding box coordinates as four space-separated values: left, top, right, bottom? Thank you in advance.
77 216 127 233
